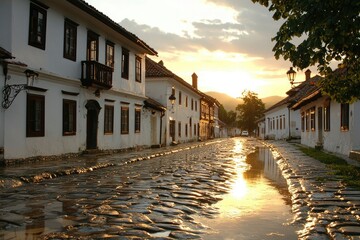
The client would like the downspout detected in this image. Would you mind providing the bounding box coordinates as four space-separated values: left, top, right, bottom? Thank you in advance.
288 107 291 139
159 111 165 147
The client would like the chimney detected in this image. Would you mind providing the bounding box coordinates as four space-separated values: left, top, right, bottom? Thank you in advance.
192 73 198 89
158 60 164 66
305 69 311 81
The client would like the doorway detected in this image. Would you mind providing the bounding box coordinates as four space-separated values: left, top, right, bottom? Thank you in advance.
85 100 101 149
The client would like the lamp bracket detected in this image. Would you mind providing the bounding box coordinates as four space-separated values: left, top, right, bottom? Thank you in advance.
2 84 27 109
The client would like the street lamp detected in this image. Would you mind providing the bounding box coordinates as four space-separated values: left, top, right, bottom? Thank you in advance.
168 87 176 106
286 67 297 87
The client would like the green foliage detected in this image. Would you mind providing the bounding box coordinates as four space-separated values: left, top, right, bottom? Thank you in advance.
298 146 347 165
298 146 360 188
219 105 238 127
252 0 360 102
236 91 265 133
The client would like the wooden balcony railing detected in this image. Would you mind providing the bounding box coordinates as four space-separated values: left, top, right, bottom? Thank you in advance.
81 61 113 89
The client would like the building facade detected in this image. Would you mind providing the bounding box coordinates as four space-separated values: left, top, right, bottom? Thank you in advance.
293 84 360 157
145 58 202 146
0 0 158 161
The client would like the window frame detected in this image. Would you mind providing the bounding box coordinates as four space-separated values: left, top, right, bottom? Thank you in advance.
28 2 48 50
310 107 316 131
104 105 114 134
63 99 76 136
63 18 78 61
105 40 115 68
134 108 141 133
178 121 181 137
324 104 330 132
87 31 99 61
135 56 142 82
121 106 129 134
340 103 349 131
121 48 129 79
26 94 45 137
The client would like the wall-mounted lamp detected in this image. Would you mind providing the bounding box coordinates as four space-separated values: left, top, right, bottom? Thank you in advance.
287 67 296 86
287 67 304 88
168 87 176 106
2 69 38 109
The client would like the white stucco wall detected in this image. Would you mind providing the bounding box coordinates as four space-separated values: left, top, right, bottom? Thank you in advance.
146 77 201 145
0 0 156 160
299 97 360 156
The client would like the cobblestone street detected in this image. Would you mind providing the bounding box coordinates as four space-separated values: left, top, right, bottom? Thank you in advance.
1 138 360 239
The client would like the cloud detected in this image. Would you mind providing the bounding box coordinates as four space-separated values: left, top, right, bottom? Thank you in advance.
120 16 278 60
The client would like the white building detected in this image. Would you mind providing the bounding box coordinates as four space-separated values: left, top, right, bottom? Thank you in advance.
292 78 360 157
0 0 159 162
145 57 204 146
263 70 318 140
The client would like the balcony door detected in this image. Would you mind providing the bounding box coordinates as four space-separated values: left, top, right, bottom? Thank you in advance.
85 100 101 149
87 31 99 61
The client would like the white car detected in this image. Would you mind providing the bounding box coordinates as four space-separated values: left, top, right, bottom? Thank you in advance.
241 130 249 136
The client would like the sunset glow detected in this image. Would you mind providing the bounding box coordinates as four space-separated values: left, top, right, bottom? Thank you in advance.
85 0 301 98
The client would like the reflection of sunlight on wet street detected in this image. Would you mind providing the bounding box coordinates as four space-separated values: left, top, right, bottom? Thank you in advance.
196 138 299 239
230 139 249 200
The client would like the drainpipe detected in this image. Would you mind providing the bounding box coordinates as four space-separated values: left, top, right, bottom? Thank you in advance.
288 107 291 139
159 111 165 147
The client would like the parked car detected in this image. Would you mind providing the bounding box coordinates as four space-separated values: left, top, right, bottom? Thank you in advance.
241 130 249 137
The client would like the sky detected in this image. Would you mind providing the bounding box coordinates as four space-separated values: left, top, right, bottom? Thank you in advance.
86 0 313 98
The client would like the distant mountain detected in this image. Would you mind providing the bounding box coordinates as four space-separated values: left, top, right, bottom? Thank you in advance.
205 91 284 111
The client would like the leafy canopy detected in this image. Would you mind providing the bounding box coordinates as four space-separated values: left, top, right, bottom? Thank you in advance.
252 0 360 102
236 91 265 134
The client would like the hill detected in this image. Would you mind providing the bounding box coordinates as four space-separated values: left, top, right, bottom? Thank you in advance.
205 91 284 111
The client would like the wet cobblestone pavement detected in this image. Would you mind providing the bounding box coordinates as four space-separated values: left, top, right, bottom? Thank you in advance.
0 138 297 239
1 138 360 239
267 141 360 240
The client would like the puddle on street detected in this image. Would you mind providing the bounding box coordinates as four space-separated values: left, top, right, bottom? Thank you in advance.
196 139 300 239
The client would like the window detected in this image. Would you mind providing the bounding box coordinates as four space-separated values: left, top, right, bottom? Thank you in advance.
280 116 283 129
178 122 181 137
104 105 114 134
170 120 176 138
121 106 129 134
185 96 188 107
341 103 349 131
135 56 141 82
63 19 77 61
324 104 330 131
105 41 114 68
63 99 76 135
135 108 141 133
28 2 48 50
195 101 198 111
179 91 182 105
305 110 310 131
27 94 45 137
121 48 129 79
87 31 99 61
276 117 279 130
191 99 194 110
194 123 197 136
282 115 286 129
185 124 188 137
310 107 316 131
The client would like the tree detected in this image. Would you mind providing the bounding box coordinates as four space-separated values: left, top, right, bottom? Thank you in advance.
219 104 238 127
252 0 360 102
236 91 265 134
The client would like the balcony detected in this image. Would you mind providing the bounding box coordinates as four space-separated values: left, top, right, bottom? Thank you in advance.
81 61 113 89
